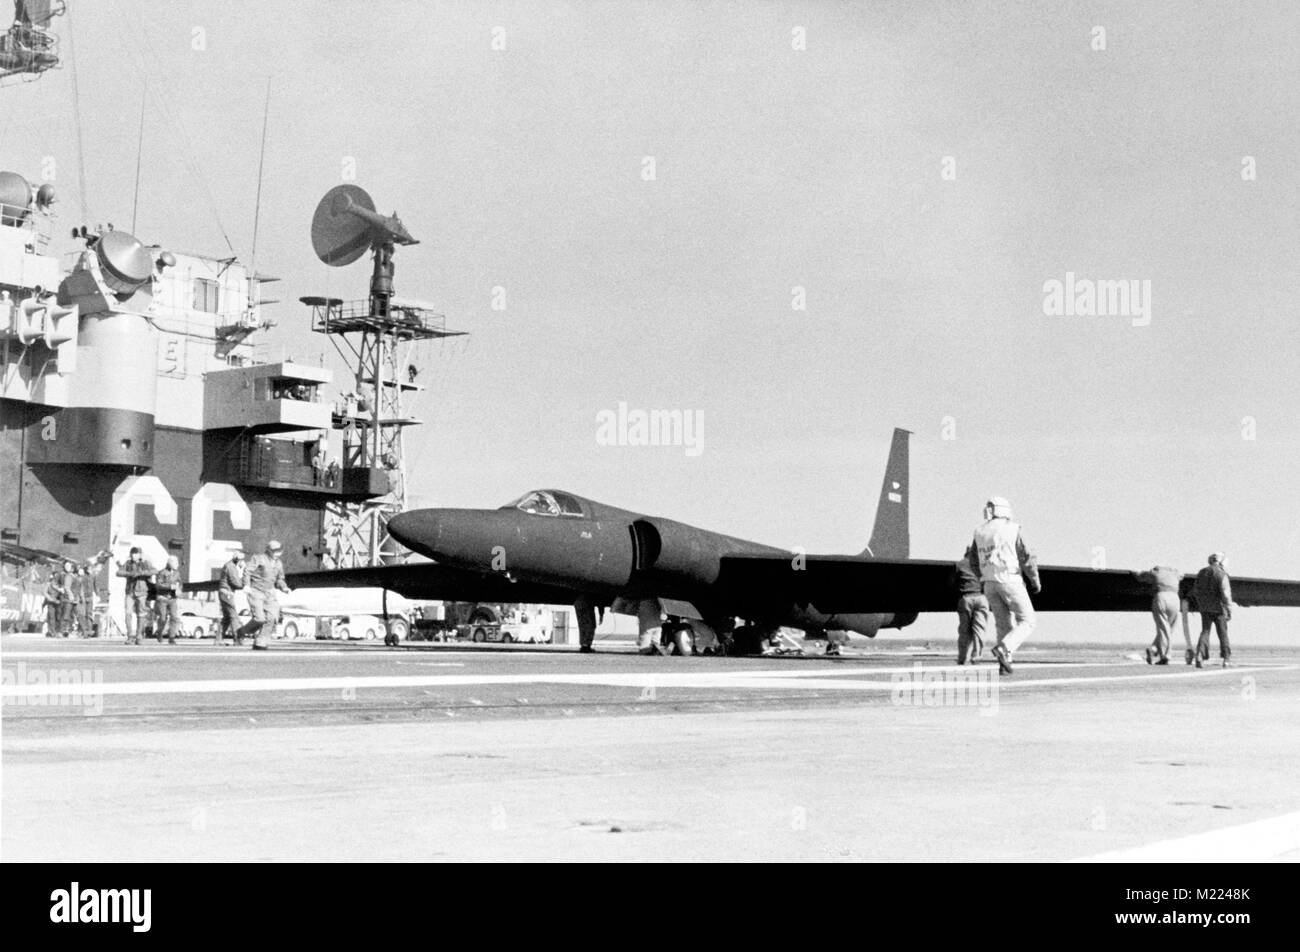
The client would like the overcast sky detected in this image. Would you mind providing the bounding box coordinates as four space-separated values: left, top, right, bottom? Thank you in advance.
6 1 1300 643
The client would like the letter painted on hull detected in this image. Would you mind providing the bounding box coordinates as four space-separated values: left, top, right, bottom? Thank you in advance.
108 477 262 613
108 476 178 624
188 483 252 584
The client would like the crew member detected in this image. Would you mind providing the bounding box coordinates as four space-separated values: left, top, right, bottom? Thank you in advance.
575 596 597 654
116 547 156 645
74 563 94 637
1178 578 1197 664
153 556 182 645
216 550 246 645
1193 553 1233 668
1135 564 1181 665
42 566 65 637
83 551 110 638
81 554 106 637
57 560 79 637
237 540 291 650
955 544 989 665
969 496 1040 676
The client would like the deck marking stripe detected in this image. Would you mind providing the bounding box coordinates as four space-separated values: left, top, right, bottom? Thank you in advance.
1072 810 1300 862
2 664 1288 699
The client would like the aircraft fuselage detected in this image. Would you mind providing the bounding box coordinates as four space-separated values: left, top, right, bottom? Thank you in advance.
386 490 912 638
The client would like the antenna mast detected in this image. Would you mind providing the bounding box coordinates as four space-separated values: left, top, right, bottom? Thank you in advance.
303 184 465 568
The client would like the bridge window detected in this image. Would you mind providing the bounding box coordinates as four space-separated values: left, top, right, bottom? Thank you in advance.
194 278 221 314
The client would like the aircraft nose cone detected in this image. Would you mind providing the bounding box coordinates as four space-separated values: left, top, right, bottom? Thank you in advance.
387 510 441 557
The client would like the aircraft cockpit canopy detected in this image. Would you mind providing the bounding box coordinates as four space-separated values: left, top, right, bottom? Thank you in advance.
506 490 585 518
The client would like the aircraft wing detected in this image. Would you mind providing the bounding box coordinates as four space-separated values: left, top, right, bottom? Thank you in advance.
716 555 1300 614
188 563 582 606
1226 575 1300 607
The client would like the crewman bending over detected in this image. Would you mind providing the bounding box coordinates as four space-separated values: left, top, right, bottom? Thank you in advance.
1136 565 1181 665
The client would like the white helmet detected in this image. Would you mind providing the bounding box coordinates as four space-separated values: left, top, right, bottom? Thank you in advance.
985 496 1013 520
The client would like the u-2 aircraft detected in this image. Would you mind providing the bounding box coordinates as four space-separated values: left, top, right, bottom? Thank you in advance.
282 428 1300 654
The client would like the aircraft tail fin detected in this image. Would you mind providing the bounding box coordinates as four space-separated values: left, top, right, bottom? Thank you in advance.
862 428 910 559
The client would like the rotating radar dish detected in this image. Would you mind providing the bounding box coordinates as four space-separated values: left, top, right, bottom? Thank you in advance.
95 230 155 295
311 184 377 267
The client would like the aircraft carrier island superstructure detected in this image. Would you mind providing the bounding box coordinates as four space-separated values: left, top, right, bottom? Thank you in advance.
0 167 455 631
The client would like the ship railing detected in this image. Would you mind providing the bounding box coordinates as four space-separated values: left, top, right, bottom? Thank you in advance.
0 202 53 250
309 299 450 339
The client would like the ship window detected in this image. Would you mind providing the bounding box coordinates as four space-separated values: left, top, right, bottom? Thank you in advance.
194 278 221 314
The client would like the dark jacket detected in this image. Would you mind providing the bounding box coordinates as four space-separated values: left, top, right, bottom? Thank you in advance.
1193 564 1232 614
154 567 181 598
955 546 983 596
217 559 245 595
44 573 65 605
117 558 156 597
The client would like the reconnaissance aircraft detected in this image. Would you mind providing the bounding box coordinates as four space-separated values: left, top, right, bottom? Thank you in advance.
287 429 1300 655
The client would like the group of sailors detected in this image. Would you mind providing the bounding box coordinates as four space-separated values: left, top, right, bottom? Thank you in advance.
213 541 293 650
44 541 293 649
954 496 1234 674
41 553 110 638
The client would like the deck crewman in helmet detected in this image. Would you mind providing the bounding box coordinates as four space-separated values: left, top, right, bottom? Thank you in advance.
968 496 1040 675
236 540 292 650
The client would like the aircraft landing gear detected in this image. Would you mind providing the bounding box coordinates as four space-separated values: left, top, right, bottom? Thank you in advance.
727 623 778 656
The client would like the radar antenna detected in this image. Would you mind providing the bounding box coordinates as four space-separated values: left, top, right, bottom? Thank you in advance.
305 184 464 569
